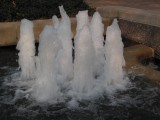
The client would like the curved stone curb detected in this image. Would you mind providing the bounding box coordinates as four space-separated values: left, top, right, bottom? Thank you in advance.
97 5 160 60
97 5 160 27
124 44 160 82
0 18 110 46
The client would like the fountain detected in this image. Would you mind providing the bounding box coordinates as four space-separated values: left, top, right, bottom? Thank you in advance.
56 6 74 82
75 10 89 36
1 5 160 120
71 25 95 99
90 12 105 77
104 19 128 92
16 19 36 80
33 25 61 102
15 6 128 103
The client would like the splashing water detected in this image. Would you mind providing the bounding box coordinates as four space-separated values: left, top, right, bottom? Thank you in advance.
15 7 129 103
71 25 95 100
56 6 74 82
2 7 160 119
90 12 105 77
75 10 89 39
52 15 59 29
16 19 36 80
104 19 128 93
34 25 61 103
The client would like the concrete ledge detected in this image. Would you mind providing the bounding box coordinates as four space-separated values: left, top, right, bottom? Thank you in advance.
97 5 160 27
0 22 19 46
119 19 160 46
96 5 160 59
124 44 160 82
0 19 56 46
0 18 111 46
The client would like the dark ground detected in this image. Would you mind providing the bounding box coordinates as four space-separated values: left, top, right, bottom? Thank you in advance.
0 0 95 22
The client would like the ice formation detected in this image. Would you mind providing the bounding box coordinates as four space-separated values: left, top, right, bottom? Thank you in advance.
16 19 36 80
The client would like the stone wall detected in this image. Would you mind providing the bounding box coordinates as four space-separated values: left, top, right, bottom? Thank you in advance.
97 5 160 59
0 18 110 46
119 19 160 59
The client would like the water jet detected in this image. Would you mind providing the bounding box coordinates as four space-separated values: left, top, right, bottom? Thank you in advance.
0 4 160 120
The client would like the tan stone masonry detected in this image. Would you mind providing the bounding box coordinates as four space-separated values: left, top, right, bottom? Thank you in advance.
0 18 110 46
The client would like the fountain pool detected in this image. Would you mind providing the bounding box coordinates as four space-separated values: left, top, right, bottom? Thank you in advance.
0 6 160 120
0 46 160 119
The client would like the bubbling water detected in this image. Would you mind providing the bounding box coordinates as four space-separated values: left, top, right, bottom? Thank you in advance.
75 10 89 40
71 25 95 100
104 19 128 93
56 6 74 82
16 6 129 103
90 12 105 77
33 25 61 102
16 19 36 80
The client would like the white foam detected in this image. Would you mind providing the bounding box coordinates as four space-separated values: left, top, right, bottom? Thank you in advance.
52 15 59 29
104 19 128 93
90 12 105 76
71 25 95 99
75 10 89 39
56 6 74 83
33 25 61 102
16 9 129 103
16 19 36 80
